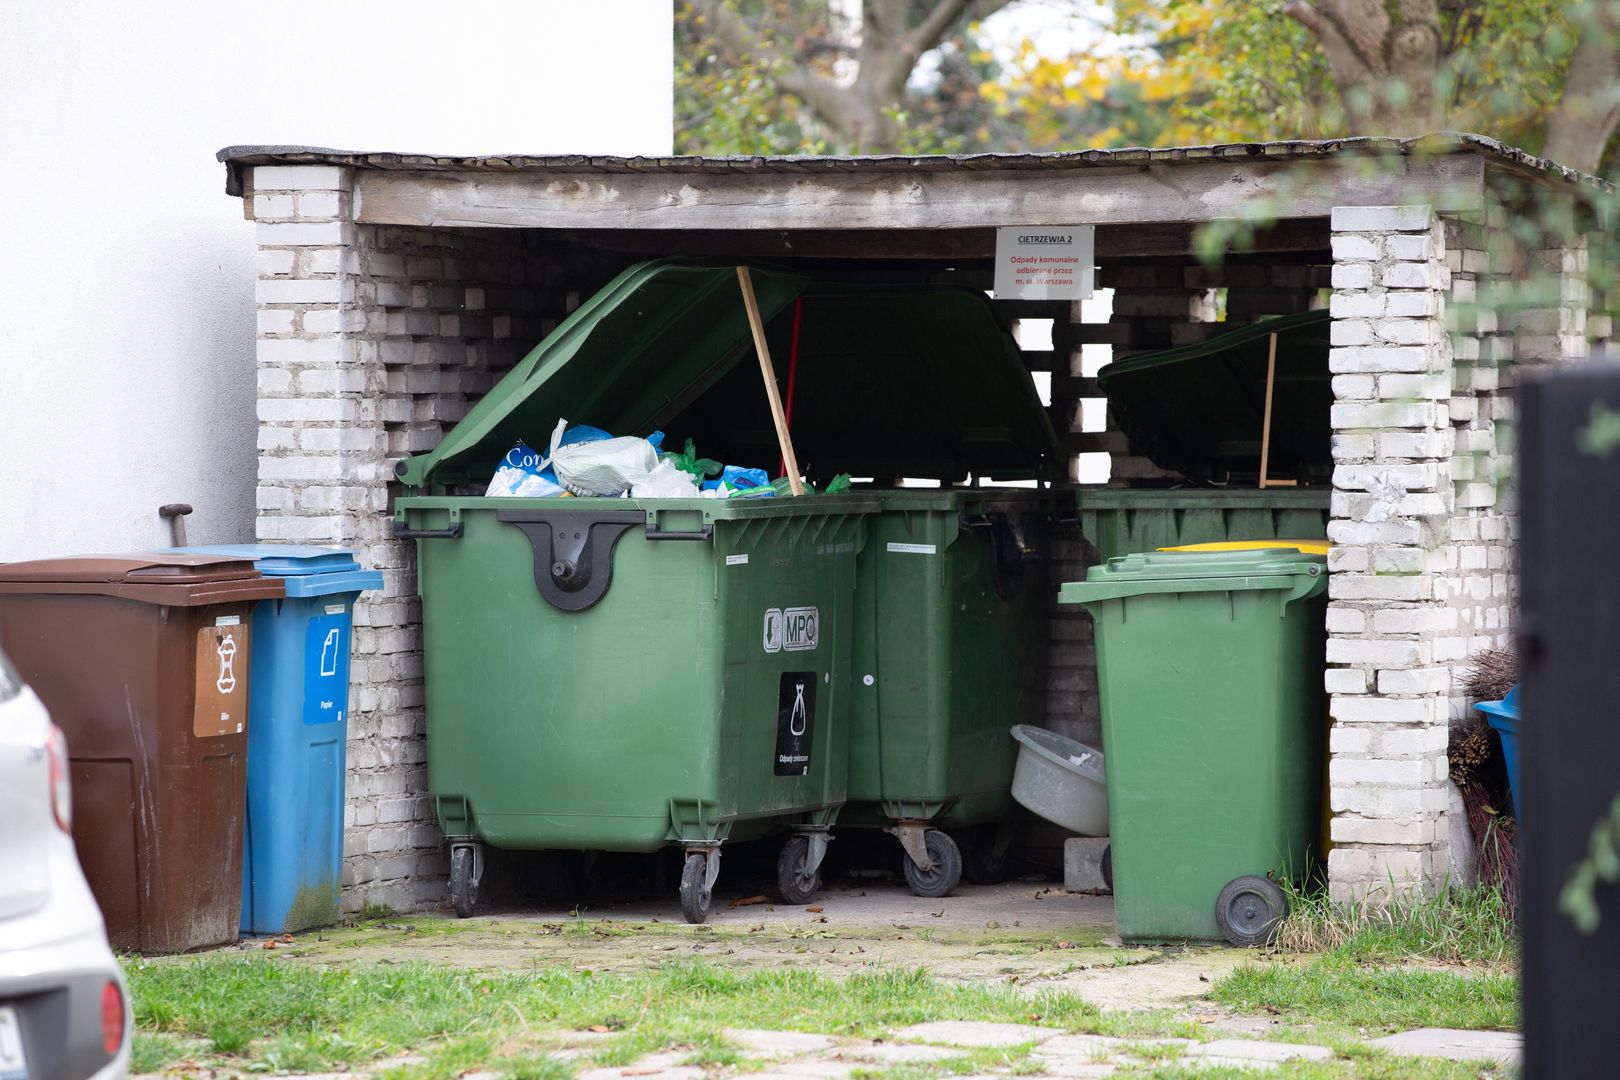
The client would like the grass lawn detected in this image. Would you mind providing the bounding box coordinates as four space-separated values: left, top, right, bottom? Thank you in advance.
125 886 1520 1079
126 956 1195 1078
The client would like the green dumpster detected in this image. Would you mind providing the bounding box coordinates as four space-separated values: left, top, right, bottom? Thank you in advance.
664 283 1073 897
1100 310 1331 484
1060 549 1328 945
394 260 877 924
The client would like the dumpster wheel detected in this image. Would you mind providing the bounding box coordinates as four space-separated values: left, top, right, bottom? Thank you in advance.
1215 875 1287 947
900 829 962 899
449 843 482 919
777 834 827 905
680 849 720 924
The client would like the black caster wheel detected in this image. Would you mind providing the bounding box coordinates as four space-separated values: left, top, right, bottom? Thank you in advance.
1101 844 1113 892
777 835 822 904
901 829 962 899
1215 875 1287 947
449 845 480 918
960 828 1011 885
680 851 714 924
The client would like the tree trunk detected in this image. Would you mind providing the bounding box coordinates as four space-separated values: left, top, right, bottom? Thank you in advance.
1285 0 1443 135
1542 2 1620 175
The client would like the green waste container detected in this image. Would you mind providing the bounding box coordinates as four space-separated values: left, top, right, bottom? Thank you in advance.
1079 488 1330 565
394 260 876 924
1060 549 1328 945
663 282 1073 897
846 489 1065 896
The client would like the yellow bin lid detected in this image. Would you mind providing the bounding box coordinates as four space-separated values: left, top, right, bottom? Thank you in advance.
1159 539 1330 555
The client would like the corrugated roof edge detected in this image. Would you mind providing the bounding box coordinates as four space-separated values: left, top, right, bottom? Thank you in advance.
216 132 1607 198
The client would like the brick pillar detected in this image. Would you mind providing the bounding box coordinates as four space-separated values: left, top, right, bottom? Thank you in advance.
1324 204 1455 902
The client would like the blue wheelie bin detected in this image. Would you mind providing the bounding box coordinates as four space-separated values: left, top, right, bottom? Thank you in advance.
176 545 382 933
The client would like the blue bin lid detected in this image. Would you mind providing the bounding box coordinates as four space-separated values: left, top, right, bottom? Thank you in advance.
1475 685 1519 725
171 545 382 597
173 544 360 576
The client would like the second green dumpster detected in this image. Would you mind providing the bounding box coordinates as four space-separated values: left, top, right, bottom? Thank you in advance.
1060 548 1327 945
664 282 1073 897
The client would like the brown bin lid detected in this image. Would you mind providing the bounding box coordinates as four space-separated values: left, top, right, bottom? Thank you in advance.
0 553 284 605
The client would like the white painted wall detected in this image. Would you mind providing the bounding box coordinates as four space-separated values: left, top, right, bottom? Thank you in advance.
0 0 673 562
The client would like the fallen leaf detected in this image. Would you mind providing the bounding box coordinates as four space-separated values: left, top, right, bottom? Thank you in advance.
1194 1015 1218 1025
930 910 944 918
262 940 277 950
806 905 824 913
730 895 771 908
1056 940 1074 949
1198 974 1210 983
815 916 828 923
590 1026 611 1034
1264 1005 1282 1015
621 1069 660 1076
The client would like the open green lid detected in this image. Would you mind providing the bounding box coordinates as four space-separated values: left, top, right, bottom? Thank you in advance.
1099 309 1330 483
665 284 1063 482
396 260 808 488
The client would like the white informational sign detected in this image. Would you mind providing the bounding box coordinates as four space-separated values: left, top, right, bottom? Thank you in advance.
993 226 1095 300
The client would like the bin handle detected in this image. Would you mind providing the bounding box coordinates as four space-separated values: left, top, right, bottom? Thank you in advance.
644 524 714 542
392 516 463 541
1062 569 1323 606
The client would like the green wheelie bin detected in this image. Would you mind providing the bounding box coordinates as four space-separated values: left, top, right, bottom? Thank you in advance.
394 260 875 923
663 282 1073 897
1060 549 1327 945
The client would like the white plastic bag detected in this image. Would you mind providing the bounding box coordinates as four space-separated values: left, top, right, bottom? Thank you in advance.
550 419 658 496
630 458 702 499
484 442 564 498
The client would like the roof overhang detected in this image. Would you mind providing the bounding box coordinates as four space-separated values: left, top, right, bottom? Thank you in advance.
219 134 1605 233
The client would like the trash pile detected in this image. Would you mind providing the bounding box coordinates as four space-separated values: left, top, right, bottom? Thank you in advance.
484 419 849 500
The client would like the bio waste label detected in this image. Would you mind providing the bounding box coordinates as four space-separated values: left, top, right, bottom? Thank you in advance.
762 607 819 653
304 613 350 728
774 671 816 776
193 622 250 737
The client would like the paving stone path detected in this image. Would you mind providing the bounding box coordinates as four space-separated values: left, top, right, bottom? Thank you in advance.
557 1019 1515 1078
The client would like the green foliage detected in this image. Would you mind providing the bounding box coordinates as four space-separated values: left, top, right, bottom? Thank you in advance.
675 2 831 155
1560 791 1620 933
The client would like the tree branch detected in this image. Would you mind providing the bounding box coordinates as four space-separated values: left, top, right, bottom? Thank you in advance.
686 0 856 126
1544 35 1620 174
1285 0 1377 86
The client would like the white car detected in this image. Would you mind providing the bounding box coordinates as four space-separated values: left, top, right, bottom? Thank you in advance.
0 647 130 1080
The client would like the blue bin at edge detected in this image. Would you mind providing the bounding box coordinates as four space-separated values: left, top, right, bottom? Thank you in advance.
176 545 383 934
1483 689 1516 816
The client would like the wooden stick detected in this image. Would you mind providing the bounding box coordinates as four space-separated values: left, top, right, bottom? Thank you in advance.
737 266 805 496
1259 331 1278 489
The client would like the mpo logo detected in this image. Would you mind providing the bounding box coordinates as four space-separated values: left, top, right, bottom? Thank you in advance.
762 606 819 653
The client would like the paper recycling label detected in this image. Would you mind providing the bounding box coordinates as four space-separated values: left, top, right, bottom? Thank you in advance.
726 554 749 566
886 542 937 555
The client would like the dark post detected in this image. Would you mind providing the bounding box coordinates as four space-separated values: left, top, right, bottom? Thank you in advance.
1519 360 1620 1079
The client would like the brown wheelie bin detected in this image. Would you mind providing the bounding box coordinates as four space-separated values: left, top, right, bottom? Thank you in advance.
0 554 283 953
